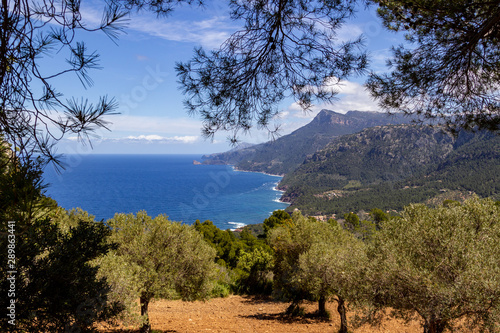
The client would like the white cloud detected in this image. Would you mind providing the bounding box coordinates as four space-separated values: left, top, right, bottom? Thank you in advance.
79 4 109 28
309 78 379 113
336 23 364 43
333 80 380 112
126 134 164 141
123 135 199 143
273 110 290 119
62 134 200 145
127 15 234 49
369 48 393 73
79 2 235 49
277 79 380 129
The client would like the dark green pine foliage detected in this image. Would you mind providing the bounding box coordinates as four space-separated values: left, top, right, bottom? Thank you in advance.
193 219 274 294
0 147 121 332
177 0 368 143
193 220 270 269
194 220 245 268
368 0 500 133
263 210 292 236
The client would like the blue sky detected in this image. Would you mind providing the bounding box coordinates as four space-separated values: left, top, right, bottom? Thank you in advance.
49 0 405 155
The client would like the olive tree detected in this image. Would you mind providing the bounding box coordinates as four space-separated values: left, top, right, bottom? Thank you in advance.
269 211 367 331
104 211 217 333
296 222 368 333
366 197 500 333
269 212 320 310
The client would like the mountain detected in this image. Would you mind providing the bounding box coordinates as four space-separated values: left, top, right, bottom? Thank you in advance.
279 125 500 216
202 110 412 175
201 142 255 165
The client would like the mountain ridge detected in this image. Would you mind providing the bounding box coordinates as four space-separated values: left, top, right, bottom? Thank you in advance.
202 111 499 216
279 125 499 215
202 109 413 175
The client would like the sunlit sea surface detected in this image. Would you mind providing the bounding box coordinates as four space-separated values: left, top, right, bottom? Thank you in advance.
43 154 289 230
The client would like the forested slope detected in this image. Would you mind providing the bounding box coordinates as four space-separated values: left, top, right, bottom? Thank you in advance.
279 126 500 215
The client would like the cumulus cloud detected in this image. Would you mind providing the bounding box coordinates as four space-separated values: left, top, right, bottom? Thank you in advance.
332 80 380 112
307 78 379 113
278 79 380 129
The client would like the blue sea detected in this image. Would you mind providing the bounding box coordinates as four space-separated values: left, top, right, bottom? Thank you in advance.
43 154 289 230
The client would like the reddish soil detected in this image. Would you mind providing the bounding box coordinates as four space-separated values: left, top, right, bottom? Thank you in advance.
98 295 425 333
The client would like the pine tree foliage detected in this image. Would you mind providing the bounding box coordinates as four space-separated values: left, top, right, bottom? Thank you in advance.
0 0 131 163
176 0 368 142
0 0 200 164
367 0 500 133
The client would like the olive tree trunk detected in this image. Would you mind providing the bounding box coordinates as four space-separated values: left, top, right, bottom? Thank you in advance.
140 296 151 333
318 295 328 317
286 299 302 316
423 317 446 333
337 297 348 333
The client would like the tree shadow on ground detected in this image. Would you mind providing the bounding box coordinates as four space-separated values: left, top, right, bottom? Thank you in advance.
240 311 331 323
239 294 284 305
239 295 331 324
99 328 178 333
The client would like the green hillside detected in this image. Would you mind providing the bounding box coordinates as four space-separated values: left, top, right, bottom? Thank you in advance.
279 126 500 215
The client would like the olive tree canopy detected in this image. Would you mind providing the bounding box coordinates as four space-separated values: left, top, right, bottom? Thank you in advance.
366 198 500 333
104 212 217 333
269 211 367 332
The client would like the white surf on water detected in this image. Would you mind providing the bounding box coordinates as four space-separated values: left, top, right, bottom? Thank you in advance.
227 222 246 231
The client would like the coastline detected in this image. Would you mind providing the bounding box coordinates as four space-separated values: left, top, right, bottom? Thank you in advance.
229 165 290 205
272 182 290 205
230 165 284 178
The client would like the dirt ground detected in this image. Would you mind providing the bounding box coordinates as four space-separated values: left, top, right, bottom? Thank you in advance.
98 295 425 333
